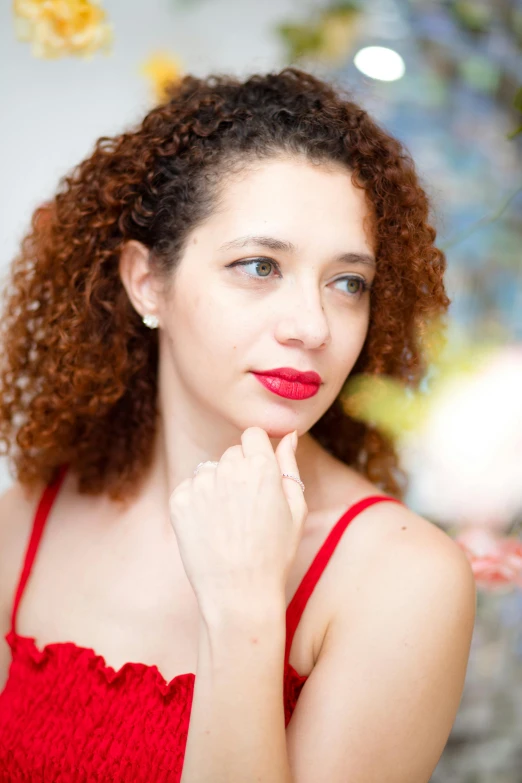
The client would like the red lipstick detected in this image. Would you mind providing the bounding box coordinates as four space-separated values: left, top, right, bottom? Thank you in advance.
251 367 322 400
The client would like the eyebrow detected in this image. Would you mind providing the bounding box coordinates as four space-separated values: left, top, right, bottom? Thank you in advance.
217 235 376 268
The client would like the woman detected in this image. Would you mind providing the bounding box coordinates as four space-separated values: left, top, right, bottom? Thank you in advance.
0 67 476 782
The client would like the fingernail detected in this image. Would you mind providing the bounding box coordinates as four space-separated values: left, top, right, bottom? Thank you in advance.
291 430 298 450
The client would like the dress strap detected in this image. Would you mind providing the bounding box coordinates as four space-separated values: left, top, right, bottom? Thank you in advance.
10 464 70 634
284 495 403 668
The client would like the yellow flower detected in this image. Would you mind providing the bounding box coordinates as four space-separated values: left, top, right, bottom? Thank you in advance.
140 52 184 104
13 0 113 59
277 3 362 66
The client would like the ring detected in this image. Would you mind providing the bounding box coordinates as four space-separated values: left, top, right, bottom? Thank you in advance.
281 473 305 492
194 461 219 474
193 461 304 492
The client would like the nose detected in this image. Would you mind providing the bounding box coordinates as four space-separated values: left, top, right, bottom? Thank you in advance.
273 284 331 350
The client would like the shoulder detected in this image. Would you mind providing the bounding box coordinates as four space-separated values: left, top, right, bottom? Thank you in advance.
313 454 476 638
287 466 477 782
327 473 477 648
0 477 47 690
0 478 45 549
0 479 46 625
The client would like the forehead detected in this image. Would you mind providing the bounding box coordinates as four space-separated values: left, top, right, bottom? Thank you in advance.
199 156 375 254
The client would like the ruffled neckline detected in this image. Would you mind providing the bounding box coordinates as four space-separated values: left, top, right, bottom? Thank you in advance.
5 629 309 699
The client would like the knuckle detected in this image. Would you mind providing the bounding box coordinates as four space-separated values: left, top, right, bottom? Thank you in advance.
221 445 243 460
169 483 191 507
171 478 191 495
216 458 235 475
193 470 214 486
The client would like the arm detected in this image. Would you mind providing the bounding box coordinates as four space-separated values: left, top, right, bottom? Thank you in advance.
180 597 292 783
179 500 476 783
285 506 477 783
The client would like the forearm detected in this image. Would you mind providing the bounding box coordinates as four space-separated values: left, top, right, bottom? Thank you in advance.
179 596 293 783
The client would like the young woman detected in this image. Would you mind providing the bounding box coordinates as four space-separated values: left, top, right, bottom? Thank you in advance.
0 67 476 782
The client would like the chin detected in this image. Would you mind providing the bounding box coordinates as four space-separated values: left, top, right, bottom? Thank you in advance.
231 398 303 439
242 417 300 441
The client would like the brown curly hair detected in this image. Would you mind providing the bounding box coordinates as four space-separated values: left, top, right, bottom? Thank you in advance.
0 67 449 504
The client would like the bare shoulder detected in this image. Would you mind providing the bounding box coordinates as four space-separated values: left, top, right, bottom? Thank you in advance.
287 460 477 782
312 453 476 634
0 477 46 689
0 478 45 590
327 469 477 643
342 479 469 566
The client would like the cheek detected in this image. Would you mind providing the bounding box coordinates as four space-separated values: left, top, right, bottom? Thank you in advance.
328 312 369 379
333 307 369 349
183 292 247 358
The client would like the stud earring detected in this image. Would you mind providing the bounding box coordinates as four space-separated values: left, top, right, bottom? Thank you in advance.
142 314 159 329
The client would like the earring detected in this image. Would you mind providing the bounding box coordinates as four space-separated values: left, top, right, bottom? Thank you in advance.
142 314 159 329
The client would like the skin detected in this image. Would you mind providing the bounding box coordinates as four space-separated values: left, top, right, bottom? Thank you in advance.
118 154 377 530
116 154 475 782
0 153 380 690
0 154 476 783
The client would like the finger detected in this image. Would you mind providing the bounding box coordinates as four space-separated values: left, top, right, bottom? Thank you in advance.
193 460 219 477
219 443 244 464
274 430 299 478
192 464 218 489
275 431 306 522
240 426 277 460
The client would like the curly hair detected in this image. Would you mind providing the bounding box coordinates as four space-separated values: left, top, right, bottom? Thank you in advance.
0 67 449 504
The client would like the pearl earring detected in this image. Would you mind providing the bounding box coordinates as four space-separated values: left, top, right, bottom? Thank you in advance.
142 314 159 329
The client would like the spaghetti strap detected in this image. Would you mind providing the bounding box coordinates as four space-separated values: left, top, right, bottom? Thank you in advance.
8 468 401 663
10 464 69 634
284 494 403 667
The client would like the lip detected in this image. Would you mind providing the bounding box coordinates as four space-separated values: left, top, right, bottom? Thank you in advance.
251 368 321 400
252 367 323 385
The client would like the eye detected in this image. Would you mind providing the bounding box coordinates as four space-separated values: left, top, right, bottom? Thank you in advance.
229 258 277 278
228 258 372 299
332 276 371 298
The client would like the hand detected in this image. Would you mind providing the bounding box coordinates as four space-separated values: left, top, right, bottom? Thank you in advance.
168 427 308 618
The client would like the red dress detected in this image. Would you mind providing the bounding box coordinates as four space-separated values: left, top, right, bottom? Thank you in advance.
0 464 401 782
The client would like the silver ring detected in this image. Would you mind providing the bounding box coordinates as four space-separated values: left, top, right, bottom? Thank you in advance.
281 473 305 492
194 461 219 475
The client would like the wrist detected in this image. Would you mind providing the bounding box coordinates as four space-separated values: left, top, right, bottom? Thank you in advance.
198 590 287 634
197 599 287 678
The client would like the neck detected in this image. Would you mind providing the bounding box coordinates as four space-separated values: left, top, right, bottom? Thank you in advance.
134 410 326 536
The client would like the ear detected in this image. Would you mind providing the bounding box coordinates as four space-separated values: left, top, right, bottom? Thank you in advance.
119 240 162 324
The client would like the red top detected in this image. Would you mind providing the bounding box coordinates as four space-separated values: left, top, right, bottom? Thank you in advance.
0 464 401 782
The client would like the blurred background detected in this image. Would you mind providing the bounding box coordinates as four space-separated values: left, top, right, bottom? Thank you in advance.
1 1 521 780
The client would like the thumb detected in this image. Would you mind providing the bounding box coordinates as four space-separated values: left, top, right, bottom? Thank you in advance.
275 431 306 524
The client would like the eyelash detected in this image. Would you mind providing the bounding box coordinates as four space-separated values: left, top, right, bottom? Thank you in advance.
228 258 372 299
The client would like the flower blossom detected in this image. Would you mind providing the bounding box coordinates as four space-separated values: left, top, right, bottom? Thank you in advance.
13 0 113 59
